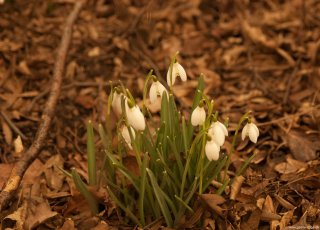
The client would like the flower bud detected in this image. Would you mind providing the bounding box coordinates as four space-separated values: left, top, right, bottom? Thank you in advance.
205 140 220 161
149 80 168 104
166 62 187 86
121 126 135 149
209 121 228 146
241 122 259 143
126 104 146 131
191 106 206 126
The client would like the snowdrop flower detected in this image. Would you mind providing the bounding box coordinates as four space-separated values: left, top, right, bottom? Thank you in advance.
166 62 187 86
126 104 146 131
241 122 259 143
149 80 168 103
209 121 228 146
112 91 125 116
205 140 220 161
191 105 206 126
121 126 135 150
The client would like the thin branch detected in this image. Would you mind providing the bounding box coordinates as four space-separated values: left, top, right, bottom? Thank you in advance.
0 1 84 211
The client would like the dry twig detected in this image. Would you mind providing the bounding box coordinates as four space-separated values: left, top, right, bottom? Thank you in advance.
0 1 84 211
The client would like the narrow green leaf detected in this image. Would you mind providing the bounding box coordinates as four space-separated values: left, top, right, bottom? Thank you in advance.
55 165 72 178
107 186 141 226
147 168 173 227
174 195 194 213
98 124 115 182
138 153 149 226
105 151 139 191
235 152 256 177
87 120 96 186
71 168 98 214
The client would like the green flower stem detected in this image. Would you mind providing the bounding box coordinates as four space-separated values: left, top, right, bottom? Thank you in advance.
169 51 179 91
142 69 154 111
179 129 207 198
198 129 207 194
223 113 250 184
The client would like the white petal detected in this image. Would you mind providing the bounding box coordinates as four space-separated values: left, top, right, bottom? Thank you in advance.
167 64 177 86
217 121 228 136
252 123 259 137
111 92 122 115
175 62 187 81
241 123 249 141
205 141 220 161
191 106 206 126
149 83 158 104
156 82 168 98
212 128 225 146
127 105 146 131
248 123 259 143
121 126 135 149
210 122 226 146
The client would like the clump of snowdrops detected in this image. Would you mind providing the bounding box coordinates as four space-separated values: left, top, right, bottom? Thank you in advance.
67 53 259 228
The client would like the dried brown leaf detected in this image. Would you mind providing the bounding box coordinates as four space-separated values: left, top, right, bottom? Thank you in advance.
2 202 28 230
58 219 76 230
274 194 295 210
200 194 226 217
1 119 13 144
0 163 13 188
230 175 245 200
13 135 24 157
25 201 58 230
279 209 294 229
286 130 318 162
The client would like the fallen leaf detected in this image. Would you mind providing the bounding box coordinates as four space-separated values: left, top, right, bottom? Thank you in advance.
2 202 28 230
230 175 245 200
1 118 13 144
13 135 24 157
25 201 58 230
200 194 226 217
0 163 13 188
58 218 76 230
286 130 317 161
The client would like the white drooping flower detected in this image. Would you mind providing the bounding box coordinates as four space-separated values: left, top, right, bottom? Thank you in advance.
241 122 259 143
209 121 228 146
121 126 135 149
112 91 125 116
126 104 146 131
166 62 187 86
191 106 206 126
205 140 220 161
149 80 168 103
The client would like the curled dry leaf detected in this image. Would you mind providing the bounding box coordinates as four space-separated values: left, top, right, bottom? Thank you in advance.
200 194 226 217
1 119 12 145
279 209 294 229
58 219 76 230
274 194 295 210
2 202 28 230
286 130 318 162
25 201 58 230
13 135 24 157
230 175 245 200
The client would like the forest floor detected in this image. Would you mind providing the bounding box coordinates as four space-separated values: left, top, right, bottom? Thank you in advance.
0 0 320 229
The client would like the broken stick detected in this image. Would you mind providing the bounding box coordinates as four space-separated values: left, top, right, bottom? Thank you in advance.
0 1 84 211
